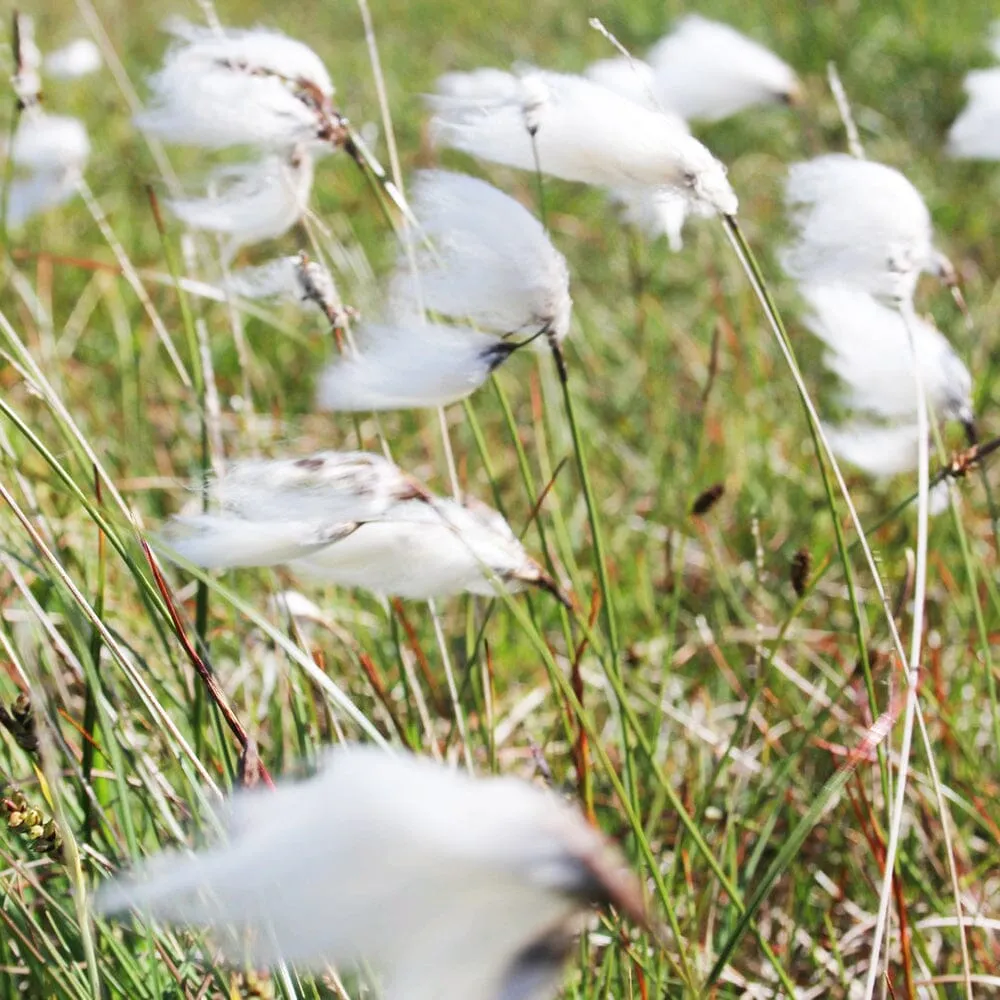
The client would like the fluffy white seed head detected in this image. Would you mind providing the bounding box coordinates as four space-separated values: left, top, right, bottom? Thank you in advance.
207 450 429 524
584 56 658 110
96 747 643 997
647 15 800 121
45 38 102 79
429 67 738 215
136 19 335 150
291 498 557 600
392 170 572 343
163 515 360 569
317 320 515 412
4 112 89 227
160 460 560 601
782 154 941 303
166 149 313 261
799 284 973 428
8 113 90 173
824 421 924 478
609 186 692 250
948 68 1000 159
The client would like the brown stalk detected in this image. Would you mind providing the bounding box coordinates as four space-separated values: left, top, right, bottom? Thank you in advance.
140 540 274 789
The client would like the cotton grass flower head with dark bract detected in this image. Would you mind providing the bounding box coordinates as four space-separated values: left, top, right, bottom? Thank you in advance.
161 451 566 603
428 67 738 217
390 169 572 344
96 747 645 999
317 319 521 411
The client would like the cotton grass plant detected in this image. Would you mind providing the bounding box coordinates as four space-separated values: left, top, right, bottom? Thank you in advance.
2 4 1000 1000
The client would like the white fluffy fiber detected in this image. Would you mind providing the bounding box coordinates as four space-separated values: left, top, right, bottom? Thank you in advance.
391 170 572 343
159 453 555 600
317 320 514 411
646 15 800 121
96 747 640 999
429 67 738 215
167 151 313 261
289 499 551 600
610 186 693 250
4 112 89 227
9 113 90 172
948 67 1000 159
45 38 102 79
208 451 425 524
799 284 973 427
824 422 924 478
136 19 333 150
783 154 943 303
584 56 658 110
163 515 358 569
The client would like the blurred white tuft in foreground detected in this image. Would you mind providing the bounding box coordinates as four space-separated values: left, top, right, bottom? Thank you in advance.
45 38 102 79
96 748 645 999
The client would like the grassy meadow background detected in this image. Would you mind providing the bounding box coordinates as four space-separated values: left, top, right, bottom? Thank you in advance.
3 0 1000 996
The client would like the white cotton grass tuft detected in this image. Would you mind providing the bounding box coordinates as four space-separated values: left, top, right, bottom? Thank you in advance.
45 38 102 79
823 422 924 478
95 747 645 996
317 319 518 411
583 56 658 110
166 150 313 262
8 113 90 174
782 154 948 304
947 68 1000 159
609 185 696 251
645 15 801 122
390 170 572 344
204 450 430 524
799 284 973 429
947 25 1000 160
136 18 337 151
4 112 90 227
429 67 738 216
159 450 565 603
227 252 339 316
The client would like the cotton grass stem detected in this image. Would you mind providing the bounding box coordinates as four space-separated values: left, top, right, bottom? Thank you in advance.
861 302 933 1000
427 598 473 771
720 215 910 669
